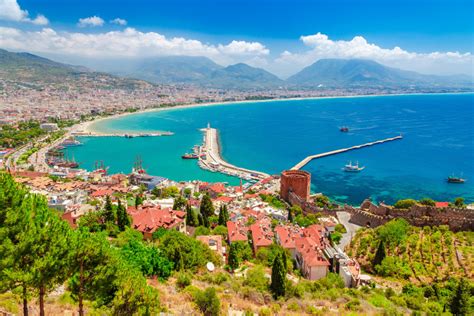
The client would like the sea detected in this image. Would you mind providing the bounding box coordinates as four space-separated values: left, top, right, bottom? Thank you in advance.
64 93 474 206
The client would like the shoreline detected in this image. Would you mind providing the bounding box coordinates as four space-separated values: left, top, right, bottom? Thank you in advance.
79 91 473 134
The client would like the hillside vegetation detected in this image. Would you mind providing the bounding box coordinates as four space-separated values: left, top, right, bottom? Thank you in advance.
347 219 473 283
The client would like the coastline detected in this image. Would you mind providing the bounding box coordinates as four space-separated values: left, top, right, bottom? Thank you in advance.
79 91 473 134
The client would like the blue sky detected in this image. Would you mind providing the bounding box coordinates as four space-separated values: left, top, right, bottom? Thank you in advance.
0 0 473 77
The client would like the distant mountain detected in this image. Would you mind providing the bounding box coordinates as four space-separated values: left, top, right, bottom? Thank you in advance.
111 56 284 89
288 58 473 88
0 48 151 90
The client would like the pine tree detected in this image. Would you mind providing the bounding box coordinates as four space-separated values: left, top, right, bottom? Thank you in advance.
200 194 215 218
287 208 293 222
186 205 198 226
198 213 204 226
218 205 229 226
103 195 115 223
134 195 143 208
202 213 210 228
450 278 470 316
116 200 131 231
373 240 386 268
270 253 287 298
227 243 239 271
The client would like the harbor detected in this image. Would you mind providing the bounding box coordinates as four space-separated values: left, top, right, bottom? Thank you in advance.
291 135 403 170
72 131 174 137
197 124 270 181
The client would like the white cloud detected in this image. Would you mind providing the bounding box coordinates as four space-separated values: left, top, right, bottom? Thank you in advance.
78 16 105 27
0 26 270 66
110 18 127 26
274 32 473 77
0 0 49 25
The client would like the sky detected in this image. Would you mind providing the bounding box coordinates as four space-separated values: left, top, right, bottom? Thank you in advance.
0 0 473 78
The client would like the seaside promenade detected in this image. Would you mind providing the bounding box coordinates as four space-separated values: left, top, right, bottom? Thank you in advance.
199 125 270 181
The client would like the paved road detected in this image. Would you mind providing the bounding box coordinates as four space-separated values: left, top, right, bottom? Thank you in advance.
336 211 362 250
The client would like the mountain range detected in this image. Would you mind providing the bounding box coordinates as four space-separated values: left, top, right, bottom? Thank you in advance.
0 48 472 90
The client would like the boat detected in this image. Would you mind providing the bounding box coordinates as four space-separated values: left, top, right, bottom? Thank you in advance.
343 161 365 172
124 134 134 138
447 173 466 184
61 137 82 147
94 160 109 175
182 153 200 159
340 126 349 132
132 156 146 174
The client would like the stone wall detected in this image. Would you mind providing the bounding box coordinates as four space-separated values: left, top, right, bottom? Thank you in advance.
280 170 311 202
347 200 474 231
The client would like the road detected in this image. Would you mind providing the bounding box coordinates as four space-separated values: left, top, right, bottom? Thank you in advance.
336 211 362 250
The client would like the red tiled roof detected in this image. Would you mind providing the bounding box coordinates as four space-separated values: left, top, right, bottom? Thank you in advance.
435 202 449 208
227 220 248 243
249 219 274 252
129 207 185 234
209 183 226 193
90 189 114 197
295 237 329 267
214 196 234 203
275 225 303 250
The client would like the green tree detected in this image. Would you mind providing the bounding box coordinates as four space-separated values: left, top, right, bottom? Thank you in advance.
394 199 417 209
212 225 228 238
103 195 115 223
186 204 198 226
243 265 269 292
454 197 465 208
419 198 436 206
218 204 229 226
200 194 215 218
69 228 112 316
373 240 386 269
270 253 286 299
194 287 220 316
287 207 293 222
450 278 471 316
227 243 239 271
116 200 131 231
134 194 143 208
173 195 187 210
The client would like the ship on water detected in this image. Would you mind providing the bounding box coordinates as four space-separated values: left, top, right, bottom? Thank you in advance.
343 161 365 172
61 136 82 147
447 173 466 184
340 126 349 132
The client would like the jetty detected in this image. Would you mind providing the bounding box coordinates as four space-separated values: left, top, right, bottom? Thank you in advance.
71 131 174 137
291 135 403 170
198 125 270 181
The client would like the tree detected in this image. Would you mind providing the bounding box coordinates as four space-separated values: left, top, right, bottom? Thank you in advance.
394 199 417 209
373 240 386 268
194 287 220 316
419 198 436 206
69 228 112 316
186 205 198 226
103 195 115 223
173 195 187 210
227 243 240 271
134 194 143 208
116 200 131 231
218 205 229 226
200 194 215 218
29 199 72 316
202 212 210 228
243 265 269 292
287 207 293 222
270 253 287 299
454 197 465 208
450 278 471 316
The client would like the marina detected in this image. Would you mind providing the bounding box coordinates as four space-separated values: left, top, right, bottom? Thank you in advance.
197 124 270 181
72 131 174 137
291 135 403 170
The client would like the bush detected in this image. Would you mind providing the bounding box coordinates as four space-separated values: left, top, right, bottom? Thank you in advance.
193 287 221 316
394 199 417 209
176 272 192 289
243 265 269 292
345 298 361 311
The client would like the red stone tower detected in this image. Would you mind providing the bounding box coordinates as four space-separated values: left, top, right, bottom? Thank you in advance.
280 170 311 202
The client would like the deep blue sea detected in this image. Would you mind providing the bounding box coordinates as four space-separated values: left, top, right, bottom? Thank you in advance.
65 93 474 205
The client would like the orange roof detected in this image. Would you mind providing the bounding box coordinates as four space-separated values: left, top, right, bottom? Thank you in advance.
275 225 303 249
249 219 274 251
435 202 449 208
90 189 114 197
295 237 329 267
129 207 185 234
227 220 248 243
209 183 226 193
214 196 234 203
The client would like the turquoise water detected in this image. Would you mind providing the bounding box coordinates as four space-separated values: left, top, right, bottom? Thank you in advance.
65 93 474 205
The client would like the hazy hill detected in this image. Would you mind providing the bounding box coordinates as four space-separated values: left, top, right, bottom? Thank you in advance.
113 56 284 89
0 48 152 90
288 58 473 88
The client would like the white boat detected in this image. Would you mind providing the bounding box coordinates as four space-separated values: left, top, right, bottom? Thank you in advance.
343 161 365 172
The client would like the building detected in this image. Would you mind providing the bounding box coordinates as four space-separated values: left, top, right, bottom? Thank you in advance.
40 123 59 132
280 170 311 202
249 218 274 253
196 235 226 262
275 225 303 258
294 237 330 280
128 206 186 239
227 220 248 244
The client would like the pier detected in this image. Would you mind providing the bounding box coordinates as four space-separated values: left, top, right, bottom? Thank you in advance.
291 135 403 170
72 131 174 137
199 125 270 181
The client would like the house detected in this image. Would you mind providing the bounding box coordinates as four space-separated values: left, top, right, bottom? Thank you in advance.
275 225 303 258
128 206 186 239
294 237 330 280
62 204 95 228
227 220 248 244
249 218 274 253
196 235 226 262
435 202 449 208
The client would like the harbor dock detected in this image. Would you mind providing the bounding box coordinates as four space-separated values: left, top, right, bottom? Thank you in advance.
291 135 403 170
198 125 270 181
72 131 174 137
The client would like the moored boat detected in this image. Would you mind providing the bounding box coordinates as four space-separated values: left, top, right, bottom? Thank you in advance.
447 174 466 183
343 161 365 172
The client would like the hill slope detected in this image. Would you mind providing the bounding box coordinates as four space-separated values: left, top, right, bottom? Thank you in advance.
0 48 152 90
288 58 473 88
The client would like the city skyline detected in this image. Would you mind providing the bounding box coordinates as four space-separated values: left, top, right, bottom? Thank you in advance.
0 0 473 77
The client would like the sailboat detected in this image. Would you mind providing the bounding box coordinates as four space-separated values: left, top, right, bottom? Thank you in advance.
344 161 365 172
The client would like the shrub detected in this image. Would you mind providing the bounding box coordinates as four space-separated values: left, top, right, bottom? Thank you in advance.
393 199 417 209
194 287 221 316
244 265 269 292
176 272 192 289
345 298 361 311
